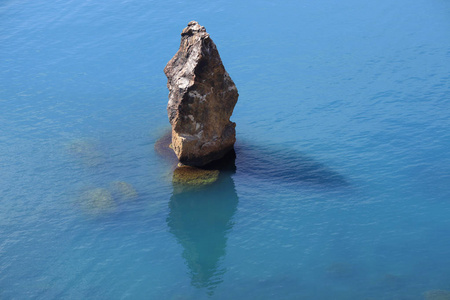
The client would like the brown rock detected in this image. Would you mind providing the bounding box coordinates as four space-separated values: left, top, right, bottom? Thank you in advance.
172 165 219 186
164 21 239 166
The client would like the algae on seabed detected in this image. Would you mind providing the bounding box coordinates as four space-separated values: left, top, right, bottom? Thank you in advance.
172 165 219 186
424 290 450 300
78 187 116 215
67 139 105 167
110 181 138 201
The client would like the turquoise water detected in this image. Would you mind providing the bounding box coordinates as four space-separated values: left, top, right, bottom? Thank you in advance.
1 0 450 299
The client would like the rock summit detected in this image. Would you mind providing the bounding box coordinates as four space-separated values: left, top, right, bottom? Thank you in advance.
164 21 238 166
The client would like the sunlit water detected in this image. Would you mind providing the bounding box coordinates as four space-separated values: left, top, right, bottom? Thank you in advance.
1 0 450 299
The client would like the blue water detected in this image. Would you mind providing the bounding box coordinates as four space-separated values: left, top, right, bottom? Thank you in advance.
1 0 450 299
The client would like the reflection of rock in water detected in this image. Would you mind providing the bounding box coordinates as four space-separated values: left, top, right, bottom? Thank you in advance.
78 188 116 215
67 139 105 167
424 290 450 300
235 142 347 187
167 171 238 293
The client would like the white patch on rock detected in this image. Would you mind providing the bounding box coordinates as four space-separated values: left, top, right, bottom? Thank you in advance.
188 90 208 102
177 77 191 89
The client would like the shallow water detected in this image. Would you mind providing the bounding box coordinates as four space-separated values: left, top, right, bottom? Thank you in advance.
1 0 450 299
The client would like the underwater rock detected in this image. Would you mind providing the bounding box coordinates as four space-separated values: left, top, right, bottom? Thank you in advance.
172 165 219 186
377 273 404 290
67 139 105 167
79 188 116 215
424 290 450 300
164 21 239 166
110 181 138 201
326 262 355 278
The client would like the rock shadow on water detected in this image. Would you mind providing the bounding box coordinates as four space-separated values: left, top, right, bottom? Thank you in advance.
166 153 238 294
234 141 348 188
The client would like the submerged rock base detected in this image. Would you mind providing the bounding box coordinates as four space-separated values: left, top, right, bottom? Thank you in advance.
173 166 219 186
155 130 236 186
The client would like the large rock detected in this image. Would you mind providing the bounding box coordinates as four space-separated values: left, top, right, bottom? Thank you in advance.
164 21 239 166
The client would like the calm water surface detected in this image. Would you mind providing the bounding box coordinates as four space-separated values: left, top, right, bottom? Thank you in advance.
1 0 450 299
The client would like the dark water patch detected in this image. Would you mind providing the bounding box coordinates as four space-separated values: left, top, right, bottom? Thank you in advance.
234 141 348 188
154 130 177 165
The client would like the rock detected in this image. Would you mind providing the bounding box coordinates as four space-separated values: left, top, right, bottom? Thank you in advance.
67 139 105 167
172 165 219 186
164 21 239 166
424 290 450 300
79 188 116 215
110 181 138 201
326 262 355 278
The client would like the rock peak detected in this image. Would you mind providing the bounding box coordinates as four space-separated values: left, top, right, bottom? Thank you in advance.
164 21 239 167
181 20 207 36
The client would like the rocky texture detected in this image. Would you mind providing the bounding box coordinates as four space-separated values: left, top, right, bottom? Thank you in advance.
79 188 116 215
172 165 219 186
67 139 105 167
110 181 138 201
164 21 238 166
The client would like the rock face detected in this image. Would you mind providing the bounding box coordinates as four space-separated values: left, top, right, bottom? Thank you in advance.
164 21 239 166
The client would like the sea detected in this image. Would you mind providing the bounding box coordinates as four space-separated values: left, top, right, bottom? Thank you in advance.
1 0 449 299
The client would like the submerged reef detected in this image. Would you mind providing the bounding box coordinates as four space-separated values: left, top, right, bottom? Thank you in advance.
110 181 138 201
164 21 238 166
77 181 138 216
424 290 450 300
326 262 355 278
78 188 116 215
172 165 219 186
67 139 105 167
